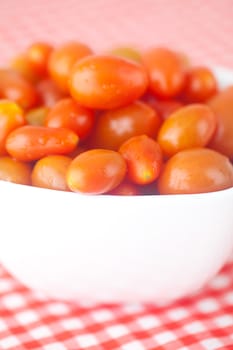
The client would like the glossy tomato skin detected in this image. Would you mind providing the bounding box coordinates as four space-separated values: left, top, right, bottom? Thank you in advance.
0 100 25 155
32 155 72 191
0 156 31 185
48 42 93 93
69 55 149 109
27 42 53 77
157 104 216 157
143 48 186 98
158 148 233 194
119 135 163 185
183 66 218 102
208 86 233 159
36 79 66 107
0 69 39 109
67 149 126 194
45 98 95 141
91 101 161 150
6 125 78 162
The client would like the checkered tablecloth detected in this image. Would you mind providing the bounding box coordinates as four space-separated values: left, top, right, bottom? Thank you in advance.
0 0 233 349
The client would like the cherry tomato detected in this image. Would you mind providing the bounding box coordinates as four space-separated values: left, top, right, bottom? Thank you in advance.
27 42 53 77
0 156 31 185
69 55 149 109
183 66 218 102
208 86 233 159
157 104 216 157
45 98 95 140
0 69 39 109
66 149 126 194
36 79 66 107
48 42 93 92
143 94 183 120
6 125 78 161
158 148 233 194
26 106 49 126
119 135 163 185
109 46 142 63
108 180 140 195
32 155 72 191
10 54 40 83
143 47 186 98
0 100 25 155
91 101 161 150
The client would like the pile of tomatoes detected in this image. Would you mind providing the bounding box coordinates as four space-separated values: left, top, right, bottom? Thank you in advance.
0 42 232 195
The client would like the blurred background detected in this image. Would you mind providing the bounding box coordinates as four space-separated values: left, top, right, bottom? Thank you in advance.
0 0 232 67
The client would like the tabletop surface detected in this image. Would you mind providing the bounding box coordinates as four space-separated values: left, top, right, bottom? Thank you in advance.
0 0 233 349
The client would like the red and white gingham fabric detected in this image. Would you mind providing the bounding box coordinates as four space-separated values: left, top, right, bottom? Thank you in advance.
0 263 233 350
0 0 233 349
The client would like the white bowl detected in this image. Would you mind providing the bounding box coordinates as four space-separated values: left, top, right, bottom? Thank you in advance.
0 66 233 303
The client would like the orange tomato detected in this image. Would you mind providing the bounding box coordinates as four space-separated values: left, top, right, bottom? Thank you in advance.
32 155 72 191
48 42 93 92
0 69 39 109
143 48 186 98
158 148 233 194
69 55 149 109
0 156 31 185
183 66 218 102
119 135 163 185
91 101 161 150
6 125 78 161
208 86 233 159
67 149 126 194
108 180 140 195
10 54 40 83
27 42 53 77
45 98 95 140
0 100 25 155
157 104 216 157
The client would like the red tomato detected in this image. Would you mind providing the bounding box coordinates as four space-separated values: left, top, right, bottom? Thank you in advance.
0 100 25 155
45 98 95 140
157 104 216 157
143 48 186 98
6 125 78 161
48 42 93 92
0 69 39 109
27 42 53 77
119 135 163 185
108 180 140 195
36 79 66 107
32 155 72 191
91 101 161 150
10 54 40 83
208 86 233 159
158 148 233 194
183 66 218 102
66 149 126 194
69 55 149 109
0 156 31 185
143 94 183 120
